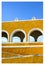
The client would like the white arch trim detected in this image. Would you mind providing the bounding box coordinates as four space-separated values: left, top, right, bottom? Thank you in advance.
28 28 43 42
2 30 9 43
10 29 26 43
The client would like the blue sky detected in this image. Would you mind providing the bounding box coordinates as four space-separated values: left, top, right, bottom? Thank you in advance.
2 2 43 21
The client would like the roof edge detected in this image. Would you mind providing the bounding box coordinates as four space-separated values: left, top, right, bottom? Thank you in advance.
2 19 43 23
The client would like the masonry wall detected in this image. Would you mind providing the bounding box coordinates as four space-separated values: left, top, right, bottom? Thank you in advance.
2 20 43 34
2 20 43 42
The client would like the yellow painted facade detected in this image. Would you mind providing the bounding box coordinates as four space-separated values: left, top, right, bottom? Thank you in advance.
2 19 43 42
2 19 43 63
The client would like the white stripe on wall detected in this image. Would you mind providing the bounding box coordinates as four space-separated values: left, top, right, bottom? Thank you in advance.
2 45 43 48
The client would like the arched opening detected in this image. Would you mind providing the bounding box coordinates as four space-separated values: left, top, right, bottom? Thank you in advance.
28 28 43 42
11 29 26 42
2 30 8 43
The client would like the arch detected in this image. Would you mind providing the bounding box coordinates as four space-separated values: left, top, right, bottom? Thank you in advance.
10 29 26 43
28 28 43 42
2 30 9 43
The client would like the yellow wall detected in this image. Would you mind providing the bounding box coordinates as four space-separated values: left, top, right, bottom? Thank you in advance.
2 19 43 42
2 20 43 34
2 20 43 63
